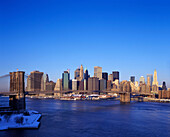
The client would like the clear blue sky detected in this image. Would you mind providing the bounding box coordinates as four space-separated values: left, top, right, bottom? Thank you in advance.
0 0 170 87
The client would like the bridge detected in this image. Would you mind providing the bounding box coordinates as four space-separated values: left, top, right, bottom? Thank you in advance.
0 71 154 105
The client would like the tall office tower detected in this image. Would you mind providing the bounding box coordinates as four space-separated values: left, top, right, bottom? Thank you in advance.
130 76 135 83
41 74 49 91
30 71 44 91
152 69 158 86
84 68 89 80
26 75 31 91
102 72 108 88
72 79 78 90
162 81 167 90
88 77 99 91
79 80 84 90
74 68 80 79
112 71 119 81
80 64 84 80
147 76 150 86
147 74 153 86
107 80 112 91
102 72 108 81
62 71 69 90
108 74 113 82
54 79 62 91
84 79 87 90
139 83 147 93
84 68 89 90
100 79 106 91
94 66 102 80
139 76 145 84
46 81 55 91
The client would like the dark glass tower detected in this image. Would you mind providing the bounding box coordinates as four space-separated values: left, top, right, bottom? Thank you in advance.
130 76 135 83
84 69 89 80
102 72 108 81
112 71 119 81
162 81 167 90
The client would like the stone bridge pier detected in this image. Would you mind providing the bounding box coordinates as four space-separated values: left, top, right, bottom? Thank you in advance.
9 71 25 111
120 92 131 103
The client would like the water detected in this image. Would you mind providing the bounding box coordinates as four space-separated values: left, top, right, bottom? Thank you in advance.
0 97 170 137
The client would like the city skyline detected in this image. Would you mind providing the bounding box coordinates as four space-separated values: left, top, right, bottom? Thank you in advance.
1 0 170 88
25 65 167 89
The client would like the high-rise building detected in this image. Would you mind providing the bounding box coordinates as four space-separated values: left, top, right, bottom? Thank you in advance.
112 71 119 81
152 69 158 86
140 76 145 84
147 76 150 86
46 81 55 91
94 66 102 80
54 79 62 91
147 74 153 86
29 71 44 91
130 76 135 83
162 81 167 90
80 64 84 80
62 71 70 90
100 79 106 91
102 72 108 81
41 74 49 91
88 77 99 91
107 80 112 91
84 68 89 80
108 74 113 82
84 68 89 90
72 79 77 90
79 80 84 90
102 72 108 88
26 75 31 91
74 68 80 79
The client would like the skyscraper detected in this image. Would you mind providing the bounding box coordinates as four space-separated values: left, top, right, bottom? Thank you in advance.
94 66 102 79
84 68 89 90
140 76 145 84
108 74 113 82
29 71 44 91
147 76 150 86
100 79 106 91
112 71 119 81
41 74 49 91
80 64 84 80
88 77 99 91
72 79 77 90
147 74 153 86
74 68 80 79
102 72 108 88
102 72 108 81
54 79 62 91
46 81 55 91
162 81 167 90
152 69 158 86
62 71 70 90
130 76 135 83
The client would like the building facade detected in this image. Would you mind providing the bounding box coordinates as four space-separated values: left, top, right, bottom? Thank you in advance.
94 66 102 80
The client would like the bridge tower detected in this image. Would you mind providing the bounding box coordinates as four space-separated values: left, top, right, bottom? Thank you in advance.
120 92 131 103
9 71 25 111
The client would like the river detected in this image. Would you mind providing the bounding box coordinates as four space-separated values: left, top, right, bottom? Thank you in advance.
0 97 170 137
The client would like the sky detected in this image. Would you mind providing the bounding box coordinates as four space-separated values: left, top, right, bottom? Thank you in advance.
0 0 170 88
